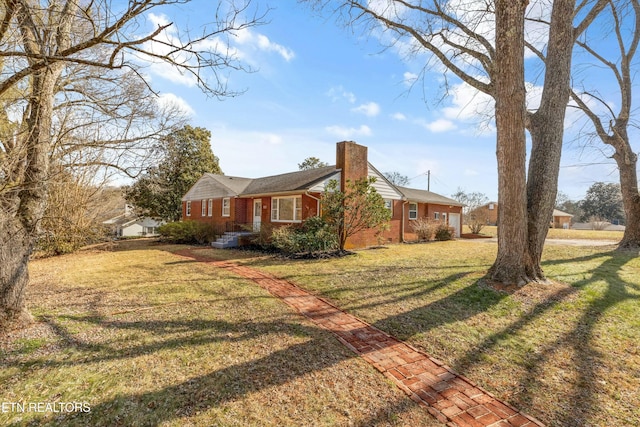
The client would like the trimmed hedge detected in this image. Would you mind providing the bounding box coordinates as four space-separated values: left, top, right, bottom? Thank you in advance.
271 216 338 254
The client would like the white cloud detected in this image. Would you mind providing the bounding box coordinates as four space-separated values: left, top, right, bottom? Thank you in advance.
403 72 418 87
368 0 408 20
419 118 456 133
140 15 294 87
351 102 381 117
391 112 407 121
142 14 200 87
442 81 494 121
235 28 295 62
327 86 357 103
564 90 615 132
325 125 372 139
156 93 195 116
370 0 551 83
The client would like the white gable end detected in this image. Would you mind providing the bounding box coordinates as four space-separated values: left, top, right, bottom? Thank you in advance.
309 172 341 192
368 165 403 200
182 176 238 201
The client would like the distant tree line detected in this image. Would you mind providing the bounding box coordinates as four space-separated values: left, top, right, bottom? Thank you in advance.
556 182 625 225
454 182 626 232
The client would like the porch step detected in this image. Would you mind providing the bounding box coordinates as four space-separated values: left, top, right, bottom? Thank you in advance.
211 231 254 249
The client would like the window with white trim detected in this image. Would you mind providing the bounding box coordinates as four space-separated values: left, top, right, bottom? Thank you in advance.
208 199 213 217
201 199 207 216
442 212 447 223
222 198 230 217
408 203 418 220
186 201 191 216
489 203 495 210
271 196 302 222
434 212 440 220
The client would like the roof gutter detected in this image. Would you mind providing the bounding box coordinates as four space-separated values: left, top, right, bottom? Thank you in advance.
236 190 308 198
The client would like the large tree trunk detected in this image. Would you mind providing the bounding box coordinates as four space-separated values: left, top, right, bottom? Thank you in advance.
0 218 34 329
0 68 58 330
612 135 640 249
488 0 536 286
525 0 576 278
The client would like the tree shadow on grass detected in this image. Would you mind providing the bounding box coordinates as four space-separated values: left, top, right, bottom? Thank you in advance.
368 276 508 342
7 339 349 426
8 315 317 369
23 243 637 426
451 250 639 426
6 314 439 426
159 243 639 426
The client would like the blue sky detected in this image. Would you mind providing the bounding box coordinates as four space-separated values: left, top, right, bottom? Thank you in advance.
143 0 631 202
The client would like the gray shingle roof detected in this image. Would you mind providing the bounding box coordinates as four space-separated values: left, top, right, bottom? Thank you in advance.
185 166 340 200
396 186 464 206
242 165 338 195
185 166 461 205
205 174 253 194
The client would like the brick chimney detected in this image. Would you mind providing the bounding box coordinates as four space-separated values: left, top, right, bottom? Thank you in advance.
336 141 368 190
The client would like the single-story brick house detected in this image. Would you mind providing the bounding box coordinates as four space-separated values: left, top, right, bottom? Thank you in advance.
181 141 464 248
471 202 574 228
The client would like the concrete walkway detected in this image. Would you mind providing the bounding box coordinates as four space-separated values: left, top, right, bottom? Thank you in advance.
177 249 545 427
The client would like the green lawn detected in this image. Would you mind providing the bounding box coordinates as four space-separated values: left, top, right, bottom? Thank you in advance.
1 240 438 427
218 240 639 427
2 239 638 426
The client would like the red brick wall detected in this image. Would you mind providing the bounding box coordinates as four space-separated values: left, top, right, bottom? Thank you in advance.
470 203 498 225
235 198 249 223
302 194 320 218
336 141 368 189
345 200 403 249
403 203 463 242
182 197 236 224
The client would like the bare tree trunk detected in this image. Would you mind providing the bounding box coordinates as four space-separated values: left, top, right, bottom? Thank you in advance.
1 67 59 330
0 217 34 329
613 137 640 249
489 0 536 286
526 0 576 278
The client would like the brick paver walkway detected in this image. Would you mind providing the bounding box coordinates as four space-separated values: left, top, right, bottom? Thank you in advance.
178 249 545 427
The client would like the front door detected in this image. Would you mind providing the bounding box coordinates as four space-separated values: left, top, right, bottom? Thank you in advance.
449 213 461 238
253 199 262 231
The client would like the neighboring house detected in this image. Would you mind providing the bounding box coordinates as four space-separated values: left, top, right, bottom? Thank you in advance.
471 202 574 228
469 201 498 225
551 209 573 229
103 205 164 237
181 141 463 249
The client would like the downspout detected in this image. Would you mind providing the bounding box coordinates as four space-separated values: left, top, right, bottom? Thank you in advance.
401 200 408 243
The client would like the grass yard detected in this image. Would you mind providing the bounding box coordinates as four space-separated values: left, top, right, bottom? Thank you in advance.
0 240 439 427
217 240 640 427
465 225 624 241
2 239 638 426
